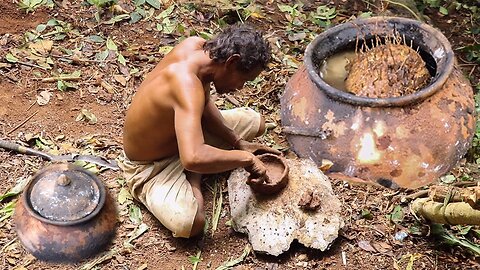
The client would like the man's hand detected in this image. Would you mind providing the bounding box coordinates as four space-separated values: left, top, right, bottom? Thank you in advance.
235 139 282 156
244 155 268 185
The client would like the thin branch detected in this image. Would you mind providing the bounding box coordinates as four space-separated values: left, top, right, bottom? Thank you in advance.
7 110 39 135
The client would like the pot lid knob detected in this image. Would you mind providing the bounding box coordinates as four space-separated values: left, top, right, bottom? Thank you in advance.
56 174 71 186
26 164 103 223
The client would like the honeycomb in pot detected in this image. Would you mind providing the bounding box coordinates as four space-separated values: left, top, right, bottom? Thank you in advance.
345 43 431 98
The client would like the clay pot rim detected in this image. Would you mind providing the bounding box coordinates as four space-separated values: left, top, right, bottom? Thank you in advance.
304 16 454 107
22 163 106 226
251 154 289 194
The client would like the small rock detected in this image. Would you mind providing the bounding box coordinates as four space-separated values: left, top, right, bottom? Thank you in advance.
395 231 409 242
297 253 308 261
295 261 308 267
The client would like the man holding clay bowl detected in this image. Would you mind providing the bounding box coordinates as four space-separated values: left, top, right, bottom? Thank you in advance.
121 24 282 238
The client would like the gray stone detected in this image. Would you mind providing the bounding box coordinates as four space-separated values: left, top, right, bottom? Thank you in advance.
227 158 344 256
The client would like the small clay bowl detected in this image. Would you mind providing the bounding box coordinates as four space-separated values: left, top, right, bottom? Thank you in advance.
248 153 289 195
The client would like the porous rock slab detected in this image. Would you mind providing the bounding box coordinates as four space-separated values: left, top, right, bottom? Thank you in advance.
227 158 344 256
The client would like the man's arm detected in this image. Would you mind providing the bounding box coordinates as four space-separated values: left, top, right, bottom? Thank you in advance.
171 73 259 174
201 98 240 148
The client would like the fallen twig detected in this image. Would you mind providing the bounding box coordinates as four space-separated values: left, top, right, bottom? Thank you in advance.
39 76 82 83
211 179 223 236
7 110 39 135
402 190 429 202
26 100 36 111
15 61 49 70
216 245 251 270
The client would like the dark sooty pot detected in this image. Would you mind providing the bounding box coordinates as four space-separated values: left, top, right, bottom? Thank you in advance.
14 163 117 263
281 16 475 189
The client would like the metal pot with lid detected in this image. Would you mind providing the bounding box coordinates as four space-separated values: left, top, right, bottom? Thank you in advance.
14 163 117 262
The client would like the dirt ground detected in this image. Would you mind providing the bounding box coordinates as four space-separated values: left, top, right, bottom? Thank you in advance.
0 0 479 269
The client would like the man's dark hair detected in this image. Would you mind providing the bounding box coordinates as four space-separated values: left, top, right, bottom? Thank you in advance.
203 24 271 72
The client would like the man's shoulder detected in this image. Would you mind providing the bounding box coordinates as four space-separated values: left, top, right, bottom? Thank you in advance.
163 64 199 83
180 36 206 46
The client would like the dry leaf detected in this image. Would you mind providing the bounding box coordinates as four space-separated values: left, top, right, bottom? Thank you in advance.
372 241 392 253
29 40 53 56
101 81 115 93
76 109 98 124
319 159 333 172
358 240 377 253
137 264 148 270
36 90 52 106
113 75 127 86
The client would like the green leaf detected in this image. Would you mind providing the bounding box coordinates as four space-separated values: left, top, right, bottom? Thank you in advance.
389 205 404 223
104 14 130 25
361 209 373 220
215 245 251 270
278 4 293 13
124 223 149 248
358 12 373 18
156 5 174 19
130 11 143 24
106 37 118 51
431 224 480 256
439 6 448 15
5 53 18 63
70 70 82 78
198 31 213 40
57 80 67 91
161 18 176 34
88 35 105 43
117 187 133 204
457 225 472 236
134 0 145 6
408 224 423 236
440 174 456 184
189 250 202 269
146 0 160 9
0 200 16 222
117 53 126 65
57 80 78 91
129 204 142 224
46 18 59 26
158 45 173 55
96 49 110 61
0 177 29 202
36 24 47 33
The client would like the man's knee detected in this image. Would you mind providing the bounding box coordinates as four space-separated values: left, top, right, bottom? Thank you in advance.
255 115 266 137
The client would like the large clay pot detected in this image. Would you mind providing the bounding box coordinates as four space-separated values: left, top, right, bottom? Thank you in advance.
14 163 117 262
281 17 475 189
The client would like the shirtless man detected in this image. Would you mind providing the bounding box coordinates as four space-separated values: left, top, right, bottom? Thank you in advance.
121 24 280 238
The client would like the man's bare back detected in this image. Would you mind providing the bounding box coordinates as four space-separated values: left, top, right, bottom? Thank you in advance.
123 37 209 161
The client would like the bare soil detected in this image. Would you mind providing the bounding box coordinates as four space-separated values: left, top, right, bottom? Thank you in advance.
0 1 479 270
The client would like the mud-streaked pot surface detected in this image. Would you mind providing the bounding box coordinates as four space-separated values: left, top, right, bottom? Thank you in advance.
281 17 475 189
14 163 117 262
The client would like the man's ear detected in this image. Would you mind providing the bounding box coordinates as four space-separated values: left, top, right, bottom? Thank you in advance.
225 54 240 69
